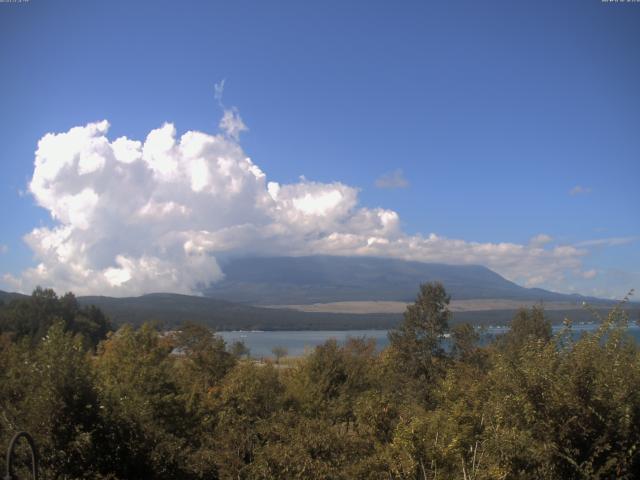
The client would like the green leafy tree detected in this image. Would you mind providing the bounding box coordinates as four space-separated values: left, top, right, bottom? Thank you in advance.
0 288 111 347
174 322 236 397
248 411 368 479
484 307 640 479
388 282 450 401
230 340 250 359
0 322 106 479
499 305 552 354
450 322 484 365
213 362 284 478
285 337 382 442
94 323 203 479
271 345 288 364
1 284 639 479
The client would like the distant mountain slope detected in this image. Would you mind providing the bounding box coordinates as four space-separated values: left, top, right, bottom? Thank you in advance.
75 294 634 330
71 294 639 330
2 255 630 331
204 255 597 305
76 293 402 330
2 290 634 331
0 290 28 304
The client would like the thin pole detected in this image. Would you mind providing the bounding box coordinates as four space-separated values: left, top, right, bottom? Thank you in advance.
4 432 38 480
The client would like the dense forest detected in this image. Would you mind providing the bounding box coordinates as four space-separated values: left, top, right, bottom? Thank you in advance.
1 285 639 479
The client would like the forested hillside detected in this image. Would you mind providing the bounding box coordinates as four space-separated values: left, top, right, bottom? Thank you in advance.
1 286 639 479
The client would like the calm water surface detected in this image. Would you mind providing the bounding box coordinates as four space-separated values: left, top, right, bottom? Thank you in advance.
219 324 640 358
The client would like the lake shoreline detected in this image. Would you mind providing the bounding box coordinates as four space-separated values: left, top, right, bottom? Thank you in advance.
218 323 640 358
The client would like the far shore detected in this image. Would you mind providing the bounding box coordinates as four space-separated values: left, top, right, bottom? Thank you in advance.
263 299 592 315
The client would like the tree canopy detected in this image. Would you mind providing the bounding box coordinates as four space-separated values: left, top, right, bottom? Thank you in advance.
1 286 639 479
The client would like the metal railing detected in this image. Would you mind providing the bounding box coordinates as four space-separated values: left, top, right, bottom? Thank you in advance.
4 432 38 480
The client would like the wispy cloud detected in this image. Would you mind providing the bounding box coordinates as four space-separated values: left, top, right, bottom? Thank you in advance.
529 233 553 247
214 79 226 106
575 236 639 247
212 80 247 141
375 169 409 189
570 185 591 196
219 107 247 141
0 244 7 254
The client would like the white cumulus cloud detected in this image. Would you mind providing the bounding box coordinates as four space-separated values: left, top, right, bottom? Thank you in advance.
5 109 594 296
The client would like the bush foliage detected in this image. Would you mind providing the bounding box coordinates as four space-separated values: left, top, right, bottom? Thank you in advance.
1 285 639 479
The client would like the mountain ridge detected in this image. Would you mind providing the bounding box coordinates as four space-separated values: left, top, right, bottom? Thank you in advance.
206 255 607 305
3 256 633 330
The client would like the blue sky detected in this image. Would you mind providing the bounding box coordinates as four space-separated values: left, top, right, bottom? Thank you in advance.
0 0 638 298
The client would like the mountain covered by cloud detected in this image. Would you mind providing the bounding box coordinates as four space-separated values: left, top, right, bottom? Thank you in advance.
5 109 592 296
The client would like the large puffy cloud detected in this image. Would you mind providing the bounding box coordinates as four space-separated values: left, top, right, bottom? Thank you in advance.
6 111 591 296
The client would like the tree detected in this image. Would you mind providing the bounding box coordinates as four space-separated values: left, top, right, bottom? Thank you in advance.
213 362 284 477
388 282 450 385
271 345 288 364
285 337 381 432
174 322 236 390
0 322 106 479
94 323 200 479
450 322 480 363
499 306 551 354
0 288 112 348
484 307 640 478
230 340 250 359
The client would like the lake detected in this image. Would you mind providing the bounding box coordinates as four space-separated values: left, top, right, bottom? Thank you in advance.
219 323 640 358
